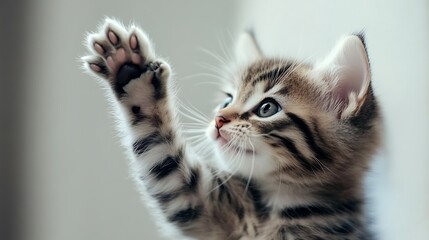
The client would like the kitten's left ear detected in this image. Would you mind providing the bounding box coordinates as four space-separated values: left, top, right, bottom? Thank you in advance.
235 30 263 65
313 34 371 119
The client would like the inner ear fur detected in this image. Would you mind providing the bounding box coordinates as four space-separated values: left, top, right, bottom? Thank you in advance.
313 34 371 119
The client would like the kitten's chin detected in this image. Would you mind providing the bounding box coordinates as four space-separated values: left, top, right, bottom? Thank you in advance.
214 142 275 180
215 148 274 180
216 135 228 147
207 126 274 178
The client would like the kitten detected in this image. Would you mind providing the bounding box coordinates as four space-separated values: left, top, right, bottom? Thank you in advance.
82 18 381 240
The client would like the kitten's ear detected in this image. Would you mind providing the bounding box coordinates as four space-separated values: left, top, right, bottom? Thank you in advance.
313 34 371 119
235 30 263 65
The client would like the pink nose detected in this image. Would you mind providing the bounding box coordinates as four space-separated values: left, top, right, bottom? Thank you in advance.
215 116 230 129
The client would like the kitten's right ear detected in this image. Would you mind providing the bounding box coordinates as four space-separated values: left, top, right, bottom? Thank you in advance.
234 30 263 65
313 34 371 119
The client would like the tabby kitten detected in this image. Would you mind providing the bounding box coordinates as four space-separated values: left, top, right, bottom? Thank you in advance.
82 18 381 240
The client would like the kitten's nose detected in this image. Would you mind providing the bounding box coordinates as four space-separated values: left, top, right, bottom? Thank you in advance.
215 116 230 129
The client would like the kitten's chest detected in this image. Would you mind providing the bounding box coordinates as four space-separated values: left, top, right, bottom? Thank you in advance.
238 198 367 240
241 212 369 240
252 216 288 240
239 215 322 240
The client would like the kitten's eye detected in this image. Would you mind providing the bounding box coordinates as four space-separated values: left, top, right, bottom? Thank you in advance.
255 98 281 118
221 95 233 109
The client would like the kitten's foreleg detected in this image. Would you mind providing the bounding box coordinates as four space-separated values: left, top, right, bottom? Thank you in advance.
82 18 213 237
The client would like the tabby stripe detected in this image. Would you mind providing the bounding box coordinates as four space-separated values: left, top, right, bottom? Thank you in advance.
131 106 146 125
149 155 180 179
311 118 328 146
153 192 180 204
215 177 232 203
321 220 356 235
183 168 200 192
259 119 291 133
274 86 289 96
236 206 245 220
270 133 320 171
252 65 292 86
286 113 331 162
282 225 311 235
151 75 165 100
240 112 250 120
244 178 271 220
168 206 202 224
132 132 163 155
280 200 361 219
132 114 145 125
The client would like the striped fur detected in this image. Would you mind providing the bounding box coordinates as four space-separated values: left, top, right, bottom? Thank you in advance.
82 18 381 239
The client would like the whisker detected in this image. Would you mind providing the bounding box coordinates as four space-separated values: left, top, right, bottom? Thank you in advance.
177 100 210 123
216 32 234 65
189 134 214 159
209 135 245 193
197 62 228 75
186 135 207 141
185 102 211 122
180 72 225 85
182 123 208 128
177 108 208 125
244 137 256 195
198 47 229 66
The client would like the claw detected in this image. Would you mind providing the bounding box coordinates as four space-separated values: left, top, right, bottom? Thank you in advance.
148 62 160 72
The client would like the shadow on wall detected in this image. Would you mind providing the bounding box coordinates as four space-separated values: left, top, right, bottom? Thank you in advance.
0 0 28 240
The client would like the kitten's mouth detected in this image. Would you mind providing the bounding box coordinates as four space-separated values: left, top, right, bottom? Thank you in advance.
216 130 255 155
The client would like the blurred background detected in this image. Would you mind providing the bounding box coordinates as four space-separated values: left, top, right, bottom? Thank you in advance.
1 0 428 240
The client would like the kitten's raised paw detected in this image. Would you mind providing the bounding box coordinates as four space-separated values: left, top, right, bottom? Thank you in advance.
82 18 170 96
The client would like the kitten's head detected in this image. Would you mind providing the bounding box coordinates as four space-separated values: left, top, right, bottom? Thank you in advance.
206 32 381 186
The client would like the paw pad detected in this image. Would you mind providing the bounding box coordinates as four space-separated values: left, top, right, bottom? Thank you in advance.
82 18 171 97
83 19 156 80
